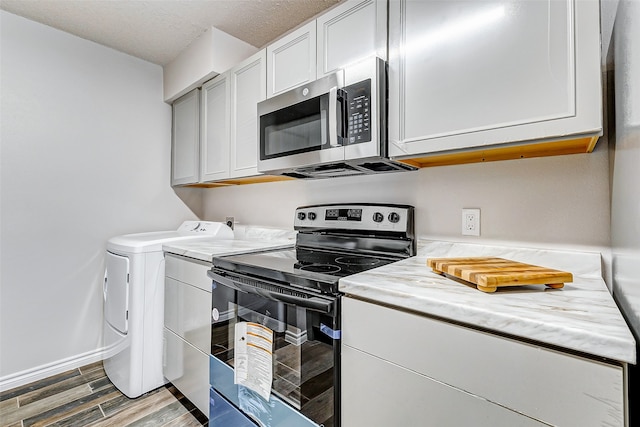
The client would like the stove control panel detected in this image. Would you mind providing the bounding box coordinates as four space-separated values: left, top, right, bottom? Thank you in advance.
294 203 413 233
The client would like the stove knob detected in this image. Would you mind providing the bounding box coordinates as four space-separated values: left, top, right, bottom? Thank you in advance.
308 212 317 220
298 212 306 221
373 212 384 223
388 212 400 223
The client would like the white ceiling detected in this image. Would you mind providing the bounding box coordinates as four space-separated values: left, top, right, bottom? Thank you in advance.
0 0 341 66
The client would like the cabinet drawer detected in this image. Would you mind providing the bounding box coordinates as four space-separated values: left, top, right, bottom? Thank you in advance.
165 253 211 291
164 277 211 353
163 329 210 417
342 297 625 426
342 345 546 426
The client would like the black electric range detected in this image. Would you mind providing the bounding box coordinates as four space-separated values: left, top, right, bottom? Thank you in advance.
207 203 415 427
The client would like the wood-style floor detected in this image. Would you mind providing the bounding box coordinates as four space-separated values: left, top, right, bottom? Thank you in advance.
0 362 207 427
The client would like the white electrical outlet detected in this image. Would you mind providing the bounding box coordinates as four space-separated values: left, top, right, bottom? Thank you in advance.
462 208 480 236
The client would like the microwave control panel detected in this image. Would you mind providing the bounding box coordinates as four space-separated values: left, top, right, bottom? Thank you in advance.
345 79 371 145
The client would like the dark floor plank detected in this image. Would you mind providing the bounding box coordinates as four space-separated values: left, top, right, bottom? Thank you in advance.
78 362 104 375
0 368 81 402
45 405 104 427
19 367 107 406
23 384 120 427
88 376 113 393
86 387 178 427
1 362 207 427
1 383 93 426
162 411 208 427
127 400 191 427
99 385 166 418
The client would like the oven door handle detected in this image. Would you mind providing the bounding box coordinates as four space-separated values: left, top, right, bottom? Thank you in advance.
207 270 334 314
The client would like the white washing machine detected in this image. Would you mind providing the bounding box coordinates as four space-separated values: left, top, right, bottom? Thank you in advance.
103 221 233 398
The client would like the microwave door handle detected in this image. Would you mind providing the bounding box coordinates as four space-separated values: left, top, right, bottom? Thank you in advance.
328 86 340 148
207 270 334 314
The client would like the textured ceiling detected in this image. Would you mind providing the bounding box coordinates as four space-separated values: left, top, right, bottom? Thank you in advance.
0 0 341 66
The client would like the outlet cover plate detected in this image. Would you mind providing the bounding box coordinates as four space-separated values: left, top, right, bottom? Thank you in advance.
462 208 480 236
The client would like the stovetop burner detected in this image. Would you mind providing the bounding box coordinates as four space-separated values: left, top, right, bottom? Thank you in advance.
298 264 342 274
335 256 381 266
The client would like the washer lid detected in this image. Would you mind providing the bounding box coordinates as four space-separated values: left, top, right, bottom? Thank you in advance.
107 221 233 253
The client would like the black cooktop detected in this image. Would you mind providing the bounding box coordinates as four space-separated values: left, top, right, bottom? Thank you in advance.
212 247 401 295
212 203 416 295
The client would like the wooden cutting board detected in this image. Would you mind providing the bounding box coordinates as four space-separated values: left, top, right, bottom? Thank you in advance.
426 257 573 293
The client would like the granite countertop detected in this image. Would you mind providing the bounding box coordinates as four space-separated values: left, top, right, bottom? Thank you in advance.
339 240 636 364
163 226 296 263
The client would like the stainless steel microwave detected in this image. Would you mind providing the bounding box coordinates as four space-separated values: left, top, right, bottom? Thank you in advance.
257 57 416 178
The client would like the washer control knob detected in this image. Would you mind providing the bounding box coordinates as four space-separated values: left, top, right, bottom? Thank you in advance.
388 212 400 223
308 212 317 220
373 212 384 223
297 212 306 220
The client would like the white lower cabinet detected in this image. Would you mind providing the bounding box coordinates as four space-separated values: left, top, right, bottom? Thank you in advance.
163 329 210 416
163 254 212 417
342 345 546 426
342 297 627 426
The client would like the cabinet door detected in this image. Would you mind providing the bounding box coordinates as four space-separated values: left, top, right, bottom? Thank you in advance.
388 0 602 158
200 73 230 182
266 21 316 98
164 277 211 354
163 329 210 417
317 0 387 78
230 50 266 178
171 89 200 185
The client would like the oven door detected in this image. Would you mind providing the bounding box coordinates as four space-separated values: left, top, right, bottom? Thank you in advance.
258 72 346 174
208 269 340 427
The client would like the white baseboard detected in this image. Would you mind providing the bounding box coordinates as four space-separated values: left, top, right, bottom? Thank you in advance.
0 347 108 392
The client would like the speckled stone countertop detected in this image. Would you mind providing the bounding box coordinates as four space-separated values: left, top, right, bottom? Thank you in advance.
339 240 636 364
162 226 296 263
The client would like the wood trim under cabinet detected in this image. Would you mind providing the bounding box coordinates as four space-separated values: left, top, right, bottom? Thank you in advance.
398 136 599 168
183 175 295 188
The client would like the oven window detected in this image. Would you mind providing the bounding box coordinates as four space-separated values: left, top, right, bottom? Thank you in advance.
260 95 330 160
211 291 336 427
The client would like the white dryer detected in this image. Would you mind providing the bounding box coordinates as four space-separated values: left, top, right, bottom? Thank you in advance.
103 221 233 398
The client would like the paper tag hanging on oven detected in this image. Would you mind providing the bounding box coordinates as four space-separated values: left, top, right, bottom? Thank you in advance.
234 322 274 401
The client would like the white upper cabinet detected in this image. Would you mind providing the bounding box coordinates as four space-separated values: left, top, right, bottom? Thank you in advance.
317 0 387 78
230 50 267 178
388 0 602 159
267 21 317 98
171 89 200 186
200 73 230 182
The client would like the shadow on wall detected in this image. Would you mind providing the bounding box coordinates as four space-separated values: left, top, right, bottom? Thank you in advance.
173 187 205 219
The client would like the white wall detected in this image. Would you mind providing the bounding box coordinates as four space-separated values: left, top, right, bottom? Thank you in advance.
0 11 200 387
611 0 640 338
203 144 611 252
